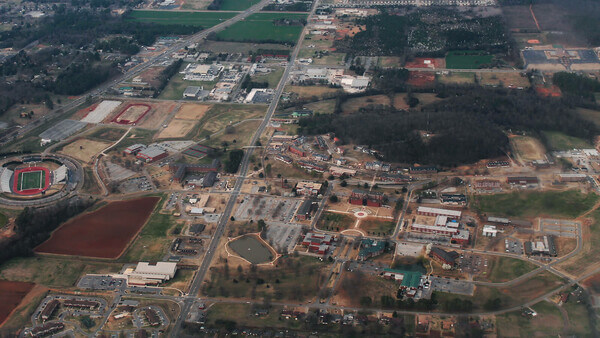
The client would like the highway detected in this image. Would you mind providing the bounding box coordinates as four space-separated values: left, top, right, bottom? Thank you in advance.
0 0 271 146
169 0 322 335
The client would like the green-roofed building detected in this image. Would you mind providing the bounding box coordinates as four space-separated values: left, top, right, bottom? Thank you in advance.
358 238 386 261
382 268 423 289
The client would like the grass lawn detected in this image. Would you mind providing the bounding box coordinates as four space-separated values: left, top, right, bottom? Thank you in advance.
205 120 261 150
191 103 266 141
206 303 302 329
127 10 236 27
0 212 8 227
18 170 44 191
576 108 600 128
542 131 593 150
215 13 307 44
436 72 476 85
359 218 396 236
475 256 537 283
473 190 598 218
159 71 218 101
202 256 330 301
562 300 592 336
87 127 126 142
0 256 120 287
445 50 493 69
252 67 284 88
316 211 354 231
217 0 261 11
496 300 564 337
120 195 176 262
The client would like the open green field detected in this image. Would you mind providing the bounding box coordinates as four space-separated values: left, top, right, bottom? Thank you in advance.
316 212 354 231
542 131 593 150
445 50 493 69
576 108 600 128
0 256 120 287
475 256 537 283
359 218 396 236
159 71 217 101
0 212 7 227
252 67 284 88
120 195 176 262
205 303 302 329
217 0 260 11
473 190 598 218
562 299 592 336
215 13 307 44
127 10 236 27
496 300 565 337
18 170 44 191
203 256 330 301
192 103 266 141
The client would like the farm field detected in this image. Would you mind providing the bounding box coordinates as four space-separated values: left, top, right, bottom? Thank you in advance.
542 131 593 150
510 135 546 162
35 197 160 259
473 190 598 218
215 13 308 44
59 138 111 162
445 51 493 69
127 10 236 27
0 280 34 325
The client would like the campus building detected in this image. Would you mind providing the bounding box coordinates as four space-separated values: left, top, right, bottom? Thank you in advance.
429 247 459 267
136 146 168 163
301 232 333 254
349 189 384 207
124 262 178 286
295 181 323 196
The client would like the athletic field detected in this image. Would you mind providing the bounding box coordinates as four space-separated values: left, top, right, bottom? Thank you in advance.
17 170 45 191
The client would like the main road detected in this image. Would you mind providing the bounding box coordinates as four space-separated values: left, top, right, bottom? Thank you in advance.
0 0 271 146
169 0 321 335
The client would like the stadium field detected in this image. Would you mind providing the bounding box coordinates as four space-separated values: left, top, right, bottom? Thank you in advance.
18 170 45 191
127 10 237 27
214 13 307 43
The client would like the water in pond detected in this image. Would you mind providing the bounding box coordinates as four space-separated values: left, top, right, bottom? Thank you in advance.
229 236 273 264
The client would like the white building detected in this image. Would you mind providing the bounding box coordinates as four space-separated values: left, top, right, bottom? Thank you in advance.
125 262 177 286
482 225 499 237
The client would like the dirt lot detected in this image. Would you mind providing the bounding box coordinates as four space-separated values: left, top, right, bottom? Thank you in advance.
407 71 436 87
0 280 35 326
35 197 160 259
60 138 111 163
479 72 530 88
157 119 197 139
404 57 445 68
510 135 546 162
175 103 213 120
137 66 167 87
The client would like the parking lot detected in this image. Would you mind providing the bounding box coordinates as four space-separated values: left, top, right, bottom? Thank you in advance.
78 275 125 291
265 223 302 253
430 276 474 296
119 176 153 193
540 218 579 238
505 238 524 255
458 253 487 275
234 195 301 223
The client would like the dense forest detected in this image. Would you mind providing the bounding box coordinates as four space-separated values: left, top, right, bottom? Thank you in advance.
0 197 95 265
334 10 509 57
553 72 600 102
299 87 597 166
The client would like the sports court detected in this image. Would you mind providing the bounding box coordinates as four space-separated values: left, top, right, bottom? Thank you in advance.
12 166 51 195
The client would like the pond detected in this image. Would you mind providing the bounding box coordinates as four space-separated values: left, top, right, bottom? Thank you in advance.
229 235 273 264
